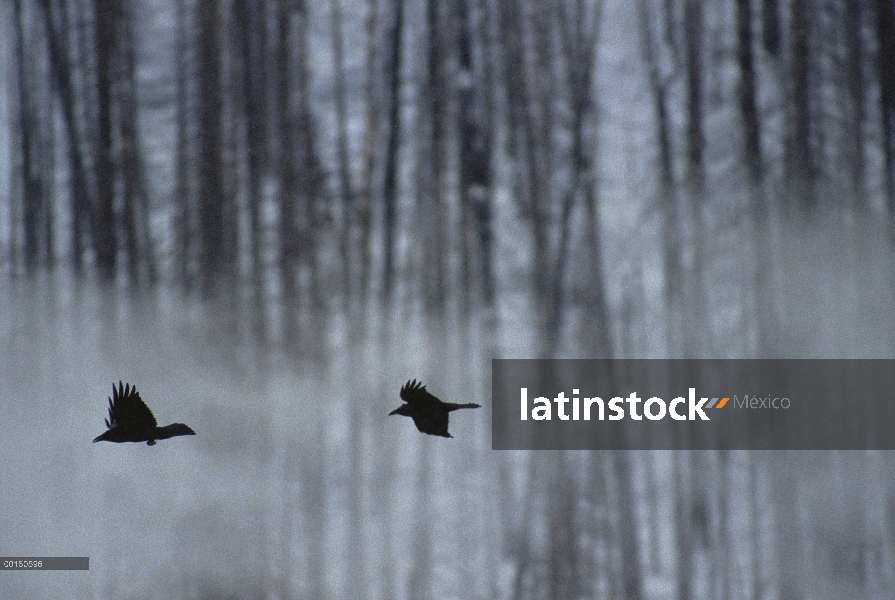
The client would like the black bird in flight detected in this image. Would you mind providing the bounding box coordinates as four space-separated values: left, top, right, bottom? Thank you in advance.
93 381 196 446
389 379 481 438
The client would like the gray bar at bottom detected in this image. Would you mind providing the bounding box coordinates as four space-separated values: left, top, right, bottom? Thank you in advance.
0 557 89 570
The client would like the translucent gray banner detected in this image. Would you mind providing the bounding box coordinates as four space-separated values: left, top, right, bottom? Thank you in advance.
0 557 89 570
491 359 895 450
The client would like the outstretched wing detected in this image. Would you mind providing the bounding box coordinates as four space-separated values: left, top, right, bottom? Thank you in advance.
400 379 439 404
411 409 451 438
106 381 157 430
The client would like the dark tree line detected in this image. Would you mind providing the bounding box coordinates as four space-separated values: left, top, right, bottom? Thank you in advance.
4 0 606 358
7 0 894 354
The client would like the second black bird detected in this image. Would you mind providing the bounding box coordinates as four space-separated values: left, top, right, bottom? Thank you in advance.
389 379 481 438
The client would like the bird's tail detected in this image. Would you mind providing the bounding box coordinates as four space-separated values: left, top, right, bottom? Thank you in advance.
155 423 196 440
445 403 482 412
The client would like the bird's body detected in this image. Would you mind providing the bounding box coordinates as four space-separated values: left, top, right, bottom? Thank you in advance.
93 382 195 446
389 379 481 438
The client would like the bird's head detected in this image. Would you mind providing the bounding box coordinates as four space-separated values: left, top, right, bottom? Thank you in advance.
389 405 412 417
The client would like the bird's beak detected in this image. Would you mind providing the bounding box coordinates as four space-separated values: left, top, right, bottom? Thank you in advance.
389 408 400 416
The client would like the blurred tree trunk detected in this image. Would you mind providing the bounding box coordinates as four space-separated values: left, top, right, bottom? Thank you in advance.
457 0 473 317
553 0 608 358
294 4 324 317
638 0 684 355
414 0 436 313
762 0 781 55
275 0 327 355
381 0 405 305
118 1 154 287
49 95 60 269
750 452 765 600
331 0 354 306
457 0 480 311
789 0 815 211
876 0 895 220
14 0 44 275
737 0 776 356
675 452 694 600
12 0 24 273
579 148 613 358
772 454 805 600
883 458 895 595
844 0 868 210
236 0 269 337
120 1 139 286
420 0 447 315
498 0 553 349
459 0 495 309
718 451 732 600
39 75 55 271
93 0 118 282
196 0 226 294
606 363 644 599
547 453 581 600
508 453 538 600
175 0 194 291
530 2 555 332
735 0 760 169
40 0 93 274
275 0 301 348
588 453 612 594
358 0 382 307
694 455 715 595
276 0 299 341
66 0 92 276
683 0 711 356
644 452 663 575
613 451 644 600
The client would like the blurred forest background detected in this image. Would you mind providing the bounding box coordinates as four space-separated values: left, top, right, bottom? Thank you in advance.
3 0 895 598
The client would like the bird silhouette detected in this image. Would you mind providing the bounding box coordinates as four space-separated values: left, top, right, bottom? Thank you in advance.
389 379 481 438
93 381 196 446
